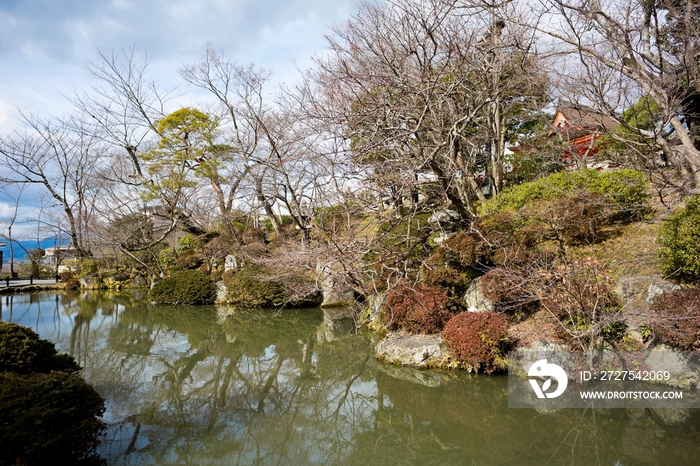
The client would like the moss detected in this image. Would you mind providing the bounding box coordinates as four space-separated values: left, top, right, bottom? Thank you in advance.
148 270 217 304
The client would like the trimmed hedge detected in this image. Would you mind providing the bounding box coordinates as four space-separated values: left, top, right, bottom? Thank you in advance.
484 168 650 221
149 269 217 304
0 322 105 464
0 322 80 375
659 196 700 282
0 372 106 464
223 263 291 308
442 311 509 373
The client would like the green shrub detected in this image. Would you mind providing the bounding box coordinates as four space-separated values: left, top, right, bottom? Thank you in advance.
0 322 80 375
0 371 105 464
0 322 105 464
485 169 650 221
659 196 700 282
442 311 509 373
64 278 80 290
383 285 458 334
148 270 217 304
223 263 291 308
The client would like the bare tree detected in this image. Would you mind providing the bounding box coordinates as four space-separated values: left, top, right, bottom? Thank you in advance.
519 0 700 189
0 114 104 257
307 0 547 221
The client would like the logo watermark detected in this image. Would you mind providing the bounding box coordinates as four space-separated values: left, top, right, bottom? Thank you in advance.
509 349 700 408
528 359 568 399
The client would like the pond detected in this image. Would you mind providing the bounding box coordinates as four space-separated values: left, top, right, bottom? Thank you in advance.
2 291 700 465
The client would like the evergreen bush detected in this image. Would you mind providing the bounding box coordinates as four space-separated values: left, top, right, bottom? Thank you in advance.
0 322 80 374
658 196 700 282
485 168 650 221
148 269 217 304
0 322 105 464
223 263 291 308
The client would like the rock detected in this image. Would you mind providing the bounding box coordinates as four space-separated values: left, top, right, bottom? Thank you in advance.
650 408 691 426
375 332 447 368
317 261 355 308
224 255 237 271
428 209 460 225
215 281 227 304
615 275 680 313
644 345 700 389
462 276 495 312
367 291 388 328
78 275 102 290
615 275 680 335
431 231 454 246
130 275 148 288
647 281 681 303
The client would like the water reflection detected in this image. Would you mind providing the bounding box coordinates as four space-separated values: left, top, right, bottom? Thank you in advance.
2 291 700 465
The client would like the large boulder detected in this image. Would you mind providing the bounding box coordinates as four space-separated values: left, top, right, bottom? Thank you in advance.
462 276 495 312
366 291 388 329
317 261 355 308
375 332 447 368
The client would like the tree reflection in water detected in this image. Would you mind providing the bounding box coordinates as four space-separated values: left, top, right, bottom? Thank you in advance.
2 291 700 465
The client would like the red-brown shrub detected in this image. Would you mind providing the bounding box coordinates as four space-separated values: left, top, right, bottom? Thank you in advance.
650 287 700 350
443 311 509 373
383 285 456 334
480 268 538 313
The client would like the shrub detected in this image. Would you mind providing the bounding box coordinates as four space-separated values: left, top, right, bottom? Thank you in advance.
60 271 74 282
0 371 105 464
64 278 80 290
538 259 620 346
658 196 700 282
383 285 457 334
650 287 700 350
0 322 80 374
442 311 509 373
148 269 217 304
223 263 291 308
480 268 538 314
176 250 204 270
485 168 650 221
541 191 614 245
0 322 105 464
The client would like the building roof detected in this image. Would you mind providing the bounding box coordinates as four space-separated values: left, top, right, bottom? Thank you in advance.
553 103 619 136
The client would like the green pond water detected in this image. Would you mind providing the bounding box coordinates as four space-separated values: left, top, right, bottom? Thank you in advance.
2 291 700 465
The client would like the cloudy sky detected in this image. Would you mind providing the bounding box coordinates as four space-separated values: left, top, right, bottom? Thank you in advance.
0 0 359 129
0 0 361 239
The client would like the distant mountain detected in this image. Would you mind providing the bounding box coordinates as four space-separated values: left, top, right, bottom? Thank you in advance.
0 237 70 264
